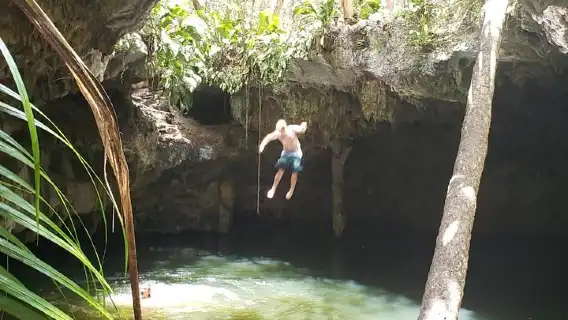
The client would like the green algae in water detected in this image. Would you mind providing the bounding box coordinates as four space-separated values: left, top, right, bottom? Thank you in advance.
53 252 487 320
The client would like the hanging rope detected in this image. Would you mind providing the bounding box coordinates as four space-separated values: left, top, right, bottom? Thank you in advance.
223 93 227 117
245 82 249 149
256 85 263 215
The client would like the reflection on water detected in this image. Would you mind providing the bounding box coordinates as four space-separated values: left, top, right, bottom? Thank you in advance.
106 252 484 320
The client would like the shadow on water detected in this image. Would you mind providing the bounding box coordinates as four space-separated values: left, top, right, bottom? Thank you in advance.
10 219 568 319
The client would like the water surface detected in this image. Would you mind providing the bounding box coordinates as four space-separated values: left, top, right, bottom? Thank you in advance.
103 248 484 320
24 222 568 319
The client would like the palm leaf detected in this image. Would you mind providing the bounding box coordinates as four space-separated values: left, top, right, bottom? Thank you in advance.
0 267 71 320
8 0 142 318
0 15 129 320
0 162 118 318
0 179 122 315
0 98 126 271
0 294 45 320
0 234 114 318
0 48 117 298
0 87 128 267
0 185 111 293
0 38 42 246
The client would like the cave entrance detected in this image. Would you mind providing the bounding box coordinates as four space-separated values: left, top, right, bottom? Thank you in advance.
188 86 233 125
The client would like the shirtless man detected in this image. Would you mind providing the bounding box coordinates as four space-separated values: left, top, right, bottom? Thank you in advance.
259 119 308 200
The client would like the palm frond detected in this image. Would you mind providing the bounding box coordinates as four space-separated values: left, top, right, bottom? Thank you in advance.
0 26 129 320
7 1 143 317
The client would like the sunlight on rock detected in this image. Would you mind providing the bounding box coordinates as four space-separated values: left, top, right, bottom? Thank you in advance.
447 174 465 193
424 299 449 320
424 279 473 320
442 220 460 246
198 145 214 160
448 279 461 314
490 49 498 78
482 0 510 37
461 186 476 202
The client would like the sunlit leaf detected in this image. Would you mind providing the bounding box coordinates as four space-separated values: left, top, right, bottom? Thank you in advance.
0 38 42 243
0 268 71 320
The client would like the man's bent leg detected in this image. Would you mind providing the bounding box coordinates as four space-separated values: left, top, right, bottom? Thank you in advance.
286 172 298 200
267 168 284 199
285 157 303 200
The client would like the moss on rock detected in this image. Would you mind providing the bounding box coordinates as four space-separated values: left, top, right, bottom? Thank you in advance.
230 78 404 148
356 78 394 123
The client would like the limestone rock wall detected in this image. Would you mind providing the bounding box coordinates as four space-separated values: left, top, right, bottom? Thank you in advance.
0 0 158 103
2 0 568 238
26 85 248 234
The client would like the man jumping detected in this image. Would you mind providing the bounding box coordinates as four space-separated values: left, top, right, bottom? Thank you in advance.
258 119 308 200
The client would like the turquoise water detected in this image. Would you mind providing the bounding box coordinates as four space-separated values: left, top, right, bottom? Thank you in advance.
104 249 485 319
23 224 568 319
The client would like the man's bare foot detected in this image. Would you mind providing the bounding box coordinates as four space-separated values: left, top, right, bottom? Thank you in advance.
267 188 276 199
285 189 295 200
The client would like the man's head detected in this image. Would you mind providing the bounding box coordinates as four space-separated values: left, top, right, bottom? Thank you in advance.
275 119 287 132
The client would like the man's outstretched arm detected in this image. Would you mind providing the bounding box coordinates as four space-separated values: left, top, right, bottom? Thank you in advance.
259 131 279 153
289 122 308 134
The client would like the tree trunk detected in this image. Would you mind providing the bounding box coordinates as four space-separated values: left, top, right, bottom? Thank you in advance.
417 0 510 319
273 0 285 16
341 0 354 23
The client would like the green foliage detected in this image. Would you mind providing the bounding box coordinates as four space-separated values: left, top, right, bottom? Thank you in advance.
292 0 341 54
354 0 381 20
293 0 338 26
114 33 145 54
0 37 124 319
139 3 204 111
401 0 437 48
293 0 380 25
116 0 394 112
116 0 391 111
131 1 311 111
